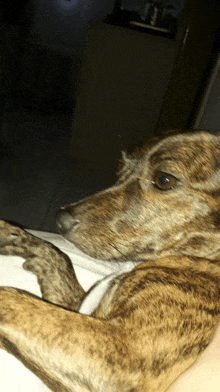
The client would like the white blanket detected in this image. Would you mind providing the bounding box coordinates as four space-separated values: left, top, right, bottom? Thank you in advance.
1 230 220 392
0 229 139 392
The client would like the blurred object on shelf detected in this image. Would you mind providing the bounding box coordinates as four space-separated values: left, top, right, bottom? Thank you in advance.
105 0 186 38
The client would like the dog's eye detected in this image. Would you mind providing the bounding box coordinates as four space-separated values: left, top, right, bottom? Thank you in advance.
152 171 179 191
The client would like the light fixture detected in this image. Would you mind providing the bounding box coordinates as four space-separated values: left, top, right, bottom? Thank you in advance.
55 0 79 15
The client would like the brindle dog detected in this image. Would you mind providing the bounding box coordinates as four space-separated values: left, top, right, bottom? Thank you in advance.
1 129 220 392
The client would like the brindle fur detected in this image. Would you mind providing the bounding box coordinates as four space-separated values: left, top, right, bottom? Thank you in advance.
1 130 220 391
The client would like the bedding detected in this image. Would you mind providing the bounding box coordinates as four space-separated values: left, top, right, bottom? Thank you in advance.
0 229 138 392
0 230 220 391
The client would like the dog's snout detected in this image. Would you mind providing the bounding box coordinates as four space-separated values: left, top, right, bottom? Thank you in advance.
56 207 79 234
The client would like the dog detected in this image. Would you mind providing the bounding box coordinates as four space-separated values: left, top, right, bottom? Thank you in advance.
1 129 220 391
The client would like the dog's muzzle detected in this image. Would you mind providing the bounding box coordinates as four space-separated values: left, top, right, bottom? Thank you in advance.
56 206 79 234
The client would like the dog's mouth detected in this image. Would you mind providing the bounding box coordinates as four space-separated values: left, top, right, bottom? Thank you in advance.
56 202 163 262
56 207 131 261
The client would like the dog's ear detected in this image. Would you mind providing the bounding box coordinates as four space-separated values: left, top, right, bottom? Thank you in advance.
121 151 130 164
117 129 188 177
178 211 220 261
179 231 220 261
117 150 137 181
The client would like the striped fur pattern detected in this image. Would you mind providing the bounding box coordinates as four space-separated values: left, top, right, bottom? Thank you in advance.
0 130 220 391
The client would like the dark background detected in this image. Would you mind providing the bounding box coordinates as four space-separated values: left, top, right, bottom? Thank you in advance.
1 0 220 232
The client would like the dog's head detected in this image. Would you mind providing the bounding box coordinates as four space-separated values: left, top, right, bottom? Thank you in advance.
57 130 220 262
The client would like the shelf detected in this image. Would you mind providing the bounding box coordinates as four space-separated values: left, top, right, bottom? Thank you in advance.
104 17 176 39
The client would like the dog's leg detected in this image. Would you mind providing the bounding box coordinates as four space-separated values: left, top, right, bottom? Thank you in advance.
0 220 85 310
0 287 136 392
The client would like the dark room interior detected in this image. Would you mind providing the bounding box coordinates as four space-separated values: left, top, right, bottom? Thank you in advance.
1 0 220 233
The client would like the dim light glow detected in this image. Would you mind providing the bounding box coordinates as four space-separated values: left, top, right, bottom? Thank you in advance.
55 0 79 15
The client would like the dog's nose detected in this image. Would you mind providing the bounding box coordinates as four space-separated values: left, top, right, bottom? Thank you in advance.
56 207 79 233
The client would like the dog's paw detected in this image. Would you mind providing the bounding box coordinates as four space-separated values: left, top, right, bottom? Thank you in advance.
0 220 24 247
0 220 25 253
23 257 49 275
